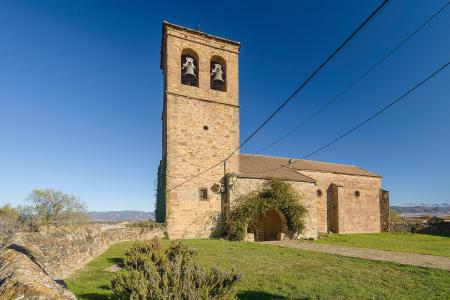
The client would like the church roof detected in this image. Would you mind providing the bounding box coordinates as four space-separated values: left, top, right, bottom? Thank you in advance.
238 154 316 183
238 154 381 182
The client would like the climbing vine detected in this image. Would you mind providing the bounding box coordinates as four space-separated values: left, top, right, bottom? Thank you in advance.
224 178 307 241
155 159 167 223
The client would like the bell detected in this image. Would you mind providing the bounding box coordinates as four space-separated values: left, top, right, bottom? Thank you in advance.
211 63 224 84
182 56 196 83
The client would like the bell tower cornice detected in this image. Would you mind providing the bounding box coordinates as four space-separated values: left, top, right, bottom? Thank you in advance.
160 21 240 71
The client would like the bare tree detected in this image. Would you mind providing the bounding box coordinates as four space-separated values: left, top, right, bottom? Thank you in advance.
27 189 90 226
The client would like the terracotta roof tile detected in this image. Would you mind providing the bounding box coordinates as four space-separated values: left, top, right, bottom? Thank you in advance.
238 154 381 180
238 154 315 183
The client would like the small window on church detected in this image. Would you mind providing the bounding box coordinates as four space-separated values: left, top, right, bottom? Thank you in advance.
316 189 323 198
199 188 208 200
354 191 360 198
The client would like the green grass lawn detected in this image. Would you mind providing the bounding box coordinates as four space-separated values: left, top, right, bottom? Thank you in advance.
66 239 450 300
312 232 450 257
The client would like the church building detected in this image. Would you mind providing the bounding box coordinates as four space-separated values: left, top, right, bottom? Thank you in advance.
157 21 390 240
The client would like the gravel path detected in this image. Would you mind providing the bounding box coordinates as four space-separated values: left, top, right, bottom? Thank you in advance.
263 240 450 271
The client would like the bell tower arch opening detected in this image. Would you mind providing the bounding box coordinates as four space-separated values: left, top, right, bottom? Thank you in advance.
181 48 199 87
210 55 226 92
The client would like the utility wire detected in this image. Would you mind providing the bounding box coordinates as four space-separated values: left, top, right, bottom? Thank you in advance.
167 0 390 192
243 61 449 176
254 2 449 155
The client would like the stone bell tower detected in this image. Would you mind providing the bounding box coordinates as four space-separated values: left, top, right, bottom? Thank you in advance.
159 22 240 239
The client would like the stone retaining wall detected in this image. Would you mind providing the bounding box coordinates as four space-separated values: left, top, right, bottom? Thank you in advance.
390 222 450 234
389 223 426 233
0 223 163 299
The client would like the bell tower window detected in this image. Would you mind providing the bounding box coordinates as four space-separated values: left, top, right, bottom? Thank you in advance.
181 49 199 87
210 56 226 91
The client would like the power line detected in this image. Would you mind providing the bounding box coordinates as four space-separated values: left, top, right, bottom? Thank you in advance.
243 61 449 176
254 2 450 155
167 0 390 192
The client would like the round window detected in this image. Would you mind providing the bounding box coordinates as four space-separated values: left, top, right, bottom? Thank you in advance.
316 189 323 197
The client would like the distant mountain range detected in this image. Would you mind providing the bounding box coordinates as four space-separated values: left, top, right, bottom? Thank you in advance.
87 205 450 221
88 211 154 222
394 203 450 208
392 204 450 216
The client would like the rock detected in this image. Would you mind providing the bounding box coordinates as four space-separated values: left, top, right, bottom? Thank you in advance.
104 264 122 272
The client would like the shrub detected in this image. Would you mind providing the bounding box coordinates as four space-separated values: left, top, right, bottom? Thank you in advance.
224 178 307 241
16 205 40 232
427 216 445 225
111 238 241 299
0 213 22 252
0 204 20 220
127 220 168 239
0 204 40 233
126 220 163 232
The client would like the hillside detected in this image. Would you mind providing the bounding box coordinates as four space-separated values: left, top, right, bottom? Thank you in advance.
88 211 154 222
392 204 450 216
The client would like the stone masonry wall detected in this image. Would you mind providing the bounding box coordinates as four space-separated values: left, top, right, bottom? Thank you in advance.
0 224 163 299
230 178 318 240
299 171 382 233
162 24 240 239
164 93 239 239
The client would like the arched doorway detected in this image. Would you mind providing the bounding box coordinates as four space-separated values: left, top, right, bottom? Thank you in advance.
251 209 287 241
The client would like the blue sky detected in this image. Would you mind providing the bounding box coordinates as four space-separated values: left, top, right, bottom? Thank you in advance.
0 0 449 211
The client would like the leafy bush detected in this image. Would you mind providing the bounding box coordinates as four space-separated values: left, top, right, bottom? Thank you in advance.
111 238 241 299
224 178 307 241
